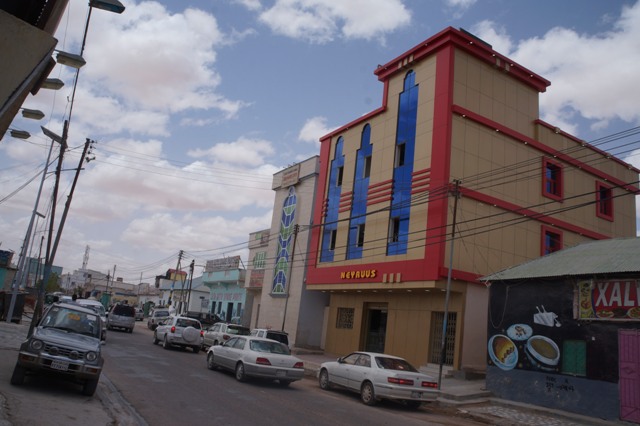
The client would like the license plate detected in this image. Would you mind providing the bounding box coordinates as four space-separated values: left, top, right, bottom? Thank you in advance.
50 360 69 371
276 370 286 377
411 391 422 399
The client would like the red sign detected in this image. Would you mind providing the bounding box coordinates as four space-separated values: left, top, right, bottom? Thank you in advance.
591 280 640 319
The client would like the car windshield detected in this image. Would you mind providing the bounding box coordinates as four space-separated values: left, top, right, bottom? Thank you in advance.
155 311 169 317
375 357 419 372
80 303 105 316
40 306 101 338
249 340 291 355
112 304 135 316
176 318 200 329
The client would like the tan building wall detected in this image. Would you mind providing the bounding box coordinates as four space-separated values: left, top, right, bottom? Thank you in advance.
306 28 638 373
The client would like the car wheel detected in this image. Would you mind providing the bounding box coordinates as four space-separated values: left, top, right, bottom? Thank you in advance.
10 363 25 385
163 335 170 350
82 378 99 396
207 352 217 370
192 345 200 354
235 362 246 382
153 332 159 345
277 380 292 387
360 381 377 406
318 369 332 390
128 328 133 333
404 400 422 409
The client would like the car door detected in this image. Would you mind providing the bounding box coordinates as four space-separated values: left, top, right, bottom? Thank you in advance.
216 337 237 369
347 354 372 390
332 353 360 387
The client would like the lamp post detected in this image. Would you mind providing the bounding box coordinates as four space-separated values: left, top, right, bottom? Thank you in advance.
22 0 125 331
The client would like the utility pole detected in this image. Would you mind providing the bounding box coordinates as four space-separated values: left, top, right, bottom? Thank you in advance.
438 179 461 389
186 259 195 314
281 224 299 332
168 250 183 309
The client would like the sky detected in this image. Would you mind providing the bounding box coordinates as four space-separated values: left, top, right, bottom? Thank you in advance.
2 0 640 284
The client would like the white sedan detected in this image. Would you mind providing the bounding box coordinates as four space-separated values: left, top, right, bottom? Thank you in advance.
206 336 304 386
318 351 439 408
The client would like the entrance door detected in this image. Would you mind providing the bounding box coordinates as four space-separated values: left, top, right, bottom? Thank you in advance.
362 304 387 353
619 329 640 423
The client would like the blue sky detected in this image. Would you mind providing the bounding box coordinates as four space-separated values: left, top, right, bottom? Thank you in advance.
2 0 639 283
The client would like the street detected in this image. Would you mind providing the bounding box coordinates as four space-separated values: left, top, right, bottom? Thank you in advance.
102 325 486 425
1 318 616 426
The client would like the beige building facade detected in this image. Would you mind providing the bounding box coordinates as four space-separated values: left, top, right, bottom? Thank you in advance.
306 27 638 372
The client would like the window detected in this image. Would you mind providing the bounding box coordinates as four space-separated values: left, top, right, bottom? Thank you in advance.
596 182 613 220
541 226 563 255
389 217 400 243
542 158 563 200
395 143 406 168
252 251 266 269
336 308 354 329
329 229 337 251
356 224 365 247
336 166 344 186
363 155 372 178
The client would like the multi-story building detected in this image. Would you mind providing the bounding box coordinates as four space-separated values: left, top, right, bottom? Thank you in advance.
305 27 638 373
249 157 329 349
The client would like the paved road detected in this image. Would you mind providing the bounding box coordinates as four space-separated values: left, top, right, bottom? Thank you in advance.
0 316 625 426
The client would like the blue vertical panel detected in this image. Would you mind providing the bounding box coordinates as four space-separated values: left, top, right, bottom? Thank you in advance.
272 187 296 294
388 71 418 255
347 125 372 259
320 138 344 262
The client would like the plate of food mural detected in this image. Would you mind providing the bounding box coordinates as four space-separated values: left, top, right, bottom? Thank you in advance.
628 307 640 319
488 334 517 371
506 323 532 341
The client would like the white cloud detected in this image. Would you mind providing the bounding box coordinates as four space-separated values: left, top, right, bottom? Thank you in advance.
470 2 640 134
187 137 275 167
55 1 246 137
258 0 411 43
298 116 334 143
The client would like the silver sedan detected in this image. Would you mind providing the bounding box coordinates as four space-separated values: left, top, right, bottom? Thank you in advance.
206 336 304 386
318 351 439 408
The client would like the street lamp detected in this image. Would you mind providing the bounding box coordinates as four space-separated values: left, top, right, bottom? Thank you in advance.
10 0 126 328
9 129 30 139
21 108 45 120
41 78 65 90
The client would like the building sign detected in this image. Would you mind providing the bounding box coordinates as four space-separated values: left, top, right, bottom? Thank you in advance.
578 280 640 320
340 269 377 280
205 255 241 272
281 164 300 187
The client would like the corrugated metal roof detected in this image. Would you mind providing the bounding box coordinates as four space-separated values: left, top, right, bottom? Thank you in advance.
482 237 640 282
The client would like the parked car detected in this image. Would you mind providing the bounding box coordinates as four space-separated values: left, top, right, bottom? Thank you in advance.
250 328 289 348
10 302 104 396
75 298 107 341
135 308 144 321
153 315 203 353
147 308 171 330
317 352 439 408
203 323 250 348
206 336 304 386
184 311 223 326
107 303 136 333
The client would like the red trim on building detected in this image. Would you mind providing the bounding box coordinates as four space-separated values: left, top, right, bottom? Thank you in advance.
454 105 640 193
595 181 614 222
374 27 549 93
542 157 564 201
540 224 563 256
461 186 609 240
424 46 456 278
536 119 640 174
437 266 483 284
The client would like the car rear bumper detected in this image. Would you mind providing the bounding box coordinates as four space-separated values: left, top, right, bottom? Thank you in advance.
244 364 304 381
375 384 439 402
